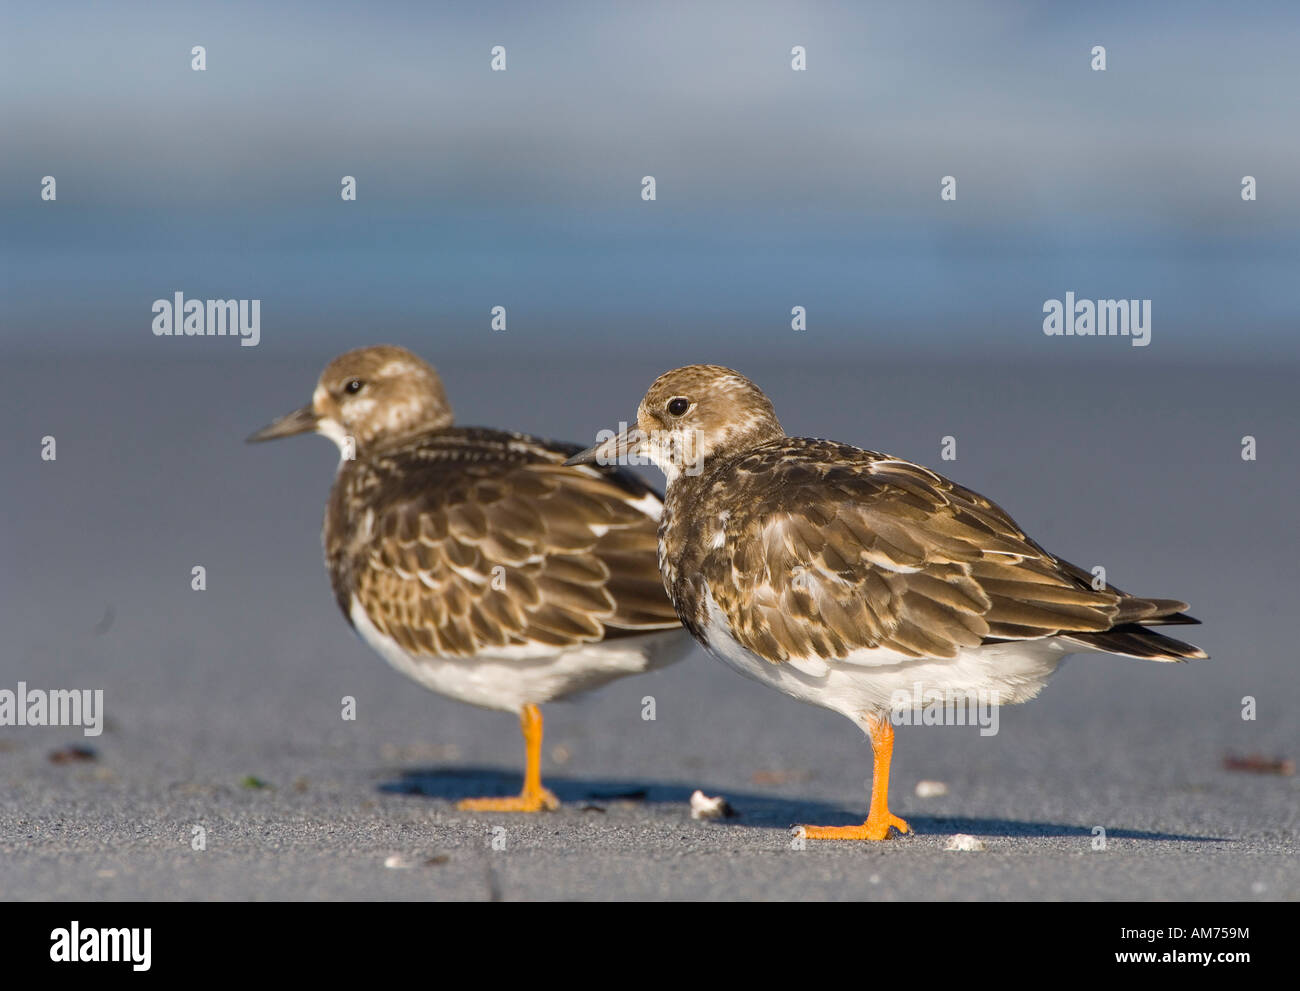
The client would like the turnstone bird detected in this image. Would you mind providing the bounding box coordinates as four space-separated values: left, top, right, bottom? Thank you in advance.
248 346 689 812
568 364 1206 840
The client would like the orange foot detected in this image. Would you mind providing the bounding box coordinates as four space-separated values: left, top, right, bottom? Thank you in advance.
799 812 911 842
455 703 559 812
457 787 560 813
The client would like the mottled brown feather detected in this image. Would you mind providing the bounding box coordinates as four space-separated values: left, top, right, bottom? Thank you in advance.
328 428 679 658
663 438 1202 664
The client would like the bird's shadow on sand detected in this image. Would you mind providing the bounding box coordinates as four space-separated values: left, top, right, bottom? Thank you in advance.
378 765 1222 842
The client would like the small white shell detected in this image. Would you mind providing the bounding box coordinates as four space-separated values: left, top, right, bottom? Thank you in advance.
689 789 734 820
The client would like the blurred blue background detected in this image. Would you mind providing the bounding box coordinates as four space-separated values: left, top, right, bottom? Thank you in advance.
3 0 1297 360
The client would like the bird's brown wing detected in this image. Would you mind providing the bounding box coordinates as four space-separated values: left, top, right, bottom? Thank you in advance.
341 440 678 659
700 441 1200 664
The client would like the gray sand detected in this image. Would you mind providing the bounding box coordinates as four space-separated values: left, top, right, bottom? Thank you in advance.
1 357 1296 900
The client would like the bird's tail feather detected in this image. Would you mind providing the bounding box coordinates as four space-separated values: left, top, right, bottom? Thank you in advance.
1064 622 1208 662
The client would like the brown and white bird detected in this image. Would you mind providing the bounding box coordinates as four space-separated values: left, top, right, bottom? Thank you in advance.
248 345 690 812
568 364 1206 840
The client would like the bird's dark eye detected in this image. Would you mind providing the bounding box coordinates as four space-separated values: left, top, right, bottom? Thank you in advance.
667 397 690 417
344 379 364 395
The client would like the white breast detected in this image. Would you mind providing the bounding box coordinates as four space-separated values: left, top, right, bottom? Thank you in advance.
700 586 1069 731
349 597 693 713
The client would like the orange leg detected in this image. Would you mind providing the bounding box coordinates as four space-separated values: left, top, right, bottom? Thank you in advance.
457 703 560 813
799 716 910 841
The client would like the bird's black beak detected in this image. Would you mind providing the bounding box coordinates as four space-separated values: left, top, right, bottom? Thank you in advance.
564 425 644 466
246 404 319 443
